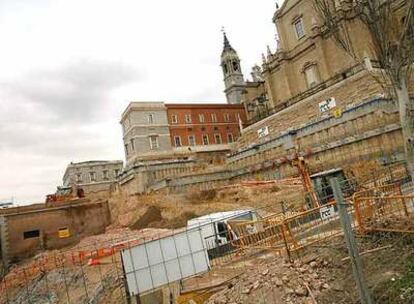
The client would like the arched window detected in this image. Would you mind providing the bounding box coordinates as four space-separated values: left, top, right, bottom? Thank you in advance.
232 61 239 72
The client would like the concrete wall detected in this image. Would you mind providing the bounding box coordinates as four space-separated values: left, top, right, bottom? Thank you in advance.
147 97 407 194
0 201 111 266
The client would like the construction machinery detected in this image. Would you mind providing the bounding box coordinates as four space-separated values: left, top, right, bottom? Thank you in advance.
45 185 85 206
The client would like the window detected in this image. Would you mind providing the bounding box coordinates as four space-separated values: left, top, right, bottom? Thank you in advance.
174 136 182 147
294 19 305 39
148 113 155 124
114 169 120 177
171 115 178 124
211 113 217 123
227 133 234 143
24 229 40 239
214 134 222 144
149 136 159 150
130 139 135 151
89 172 96 182
304 64 319 88
103 170 108 180
124 144 129 156
217 222 228 238
224 113 231 122
202 134 209 145
185 114 192 123
198 114 205 123
223 63 228 74
188 135 196 146
76 173 82 183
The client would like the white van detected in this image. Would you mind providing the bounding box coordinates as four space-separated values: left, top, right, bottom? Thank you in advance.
187 209 258 258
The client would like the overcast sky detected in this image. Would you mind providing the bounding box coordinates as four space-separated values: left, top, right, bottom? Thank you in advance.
0 0 278 204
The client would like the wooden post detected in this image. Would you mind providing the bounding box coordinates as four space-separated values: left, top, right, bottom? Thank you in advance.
330 178 373 304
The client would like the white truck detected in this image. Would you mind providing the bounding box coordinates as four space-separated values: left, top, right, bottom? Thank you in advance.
187 209 258 259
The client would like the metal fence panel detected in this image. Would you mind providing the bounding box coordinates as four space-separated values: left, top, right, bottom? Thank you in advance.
121 227 210 296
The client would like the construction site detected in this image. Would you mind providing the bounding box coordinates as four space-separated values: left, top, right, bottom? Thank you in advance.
1 0 414 303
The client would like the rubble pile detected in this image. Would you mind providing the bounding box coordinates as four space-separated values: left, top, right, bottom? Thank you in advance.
206 256 336 304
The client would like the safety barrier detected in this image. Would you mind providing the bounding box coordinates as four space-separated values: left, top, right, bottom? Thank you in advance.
0 236 147 300
352 182 402 201
354 195 414 234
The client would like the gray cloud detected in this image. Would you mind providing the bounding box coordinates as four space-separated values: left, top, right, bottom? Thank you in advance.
1 59 142 123
0 59 139 203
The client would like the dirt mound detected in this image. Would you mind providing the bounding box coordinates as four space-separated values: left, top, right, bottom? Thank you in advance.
185 189 217 203
148 211 198 229
130 206 162 230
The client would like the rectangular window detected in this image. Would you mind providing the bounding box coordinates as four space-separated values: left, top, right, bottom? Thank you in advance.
224 113 231 122
198 114 205 123
171 114 178 124
174 136 182 147
149 136 159 150
188 135 196 146
304 65 319 88
24 229 40 239
227 133 234 143
124 144 129 156
130 139 135 151
294 19 305 39
148 113 155 124
185 114 192 123
202 134 209 145
214 134 222 144
114 169 120 177
76 173 82 183
89 172 96 182
103 170 108 180
211 113 217 123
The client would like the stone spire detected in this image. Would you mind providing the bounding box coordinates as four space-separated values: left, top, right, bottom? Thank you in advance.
222 31 235 53
220 31 245 104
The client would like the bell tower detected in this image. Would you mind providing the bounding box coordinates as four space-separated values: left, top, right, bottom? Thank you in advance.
221 32 245 104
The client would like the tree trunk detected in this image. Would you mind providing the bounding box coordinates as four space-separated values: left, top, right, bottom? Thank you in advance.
396 79 414 180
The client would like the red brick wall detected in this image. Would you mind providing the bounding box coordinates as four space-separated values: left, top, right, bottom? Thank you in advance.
166 104 247 147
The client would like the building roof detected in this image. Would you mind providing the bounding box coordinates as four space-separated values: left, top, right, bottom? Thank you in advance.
187 209 254 228
67 160 123 167
165 103 244 109
120 101 167 122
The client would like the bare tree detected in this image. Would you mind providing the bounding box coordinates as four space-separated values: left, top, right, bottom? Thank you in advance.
314 0 414 179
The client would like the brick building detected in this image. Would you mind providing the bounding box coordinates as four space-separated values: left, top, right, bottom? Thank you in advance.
166 103 245 148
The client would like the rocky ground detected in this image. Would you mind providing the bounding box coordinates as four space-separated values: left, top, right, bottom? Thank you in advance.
205 232 414 304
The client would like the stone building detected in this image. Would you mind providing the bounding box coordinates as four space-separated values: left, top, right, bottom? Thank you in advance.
224 0 414 169
63 160 123 194
141 0 414 194
0 200 110 267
